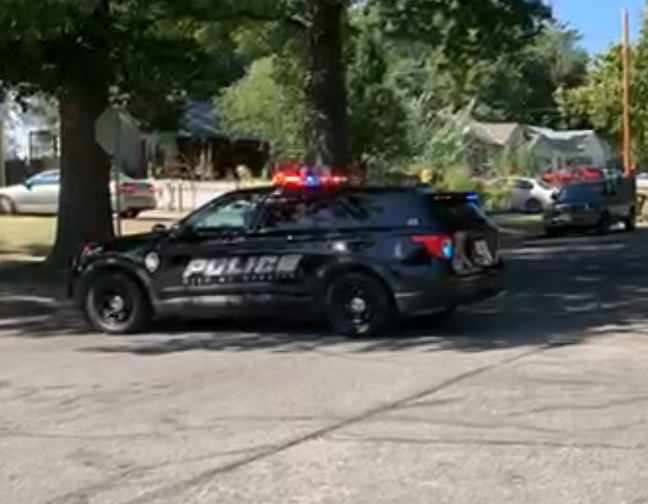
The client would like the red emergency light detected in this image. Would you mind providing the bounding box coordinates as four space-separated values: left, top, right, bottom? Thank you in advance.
272 164 348 187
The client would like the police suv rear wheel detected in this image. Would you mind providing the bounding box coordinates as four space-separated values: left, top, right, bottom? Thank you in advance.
84 271 151 335
325 273 394 338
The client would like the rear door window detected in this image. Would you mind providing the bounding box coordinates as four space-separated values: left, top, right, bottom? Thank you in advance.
259 191 425 231
341 192 425 228
259 194 324 231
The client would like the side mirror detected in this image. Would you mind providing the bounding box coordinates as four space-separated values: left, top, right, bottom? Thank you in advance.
551 192 558 201
23 180 33 190
152 223 167 234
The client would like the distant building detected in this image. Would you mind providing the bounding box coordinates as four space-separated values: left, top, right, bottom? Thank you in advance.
147 100 270 180
465 122 527 170
526 127 611 172
466 121 612 174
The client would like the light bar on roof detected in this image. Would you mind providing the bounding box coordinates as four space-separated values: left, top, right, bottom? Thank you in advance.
272 166 348 187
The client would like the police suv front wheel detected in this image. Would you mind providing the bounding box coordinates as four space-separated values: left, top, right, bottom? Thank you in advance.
325 273 394 338
83 271 152 335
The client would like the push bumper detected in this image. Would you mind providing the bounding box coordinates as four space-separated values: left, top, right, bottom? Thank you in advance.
394 265 505 317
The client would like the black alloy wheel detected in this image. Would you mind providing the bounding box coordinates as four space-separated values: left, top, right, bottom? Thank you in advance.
325 272 394 338
84 271 151 335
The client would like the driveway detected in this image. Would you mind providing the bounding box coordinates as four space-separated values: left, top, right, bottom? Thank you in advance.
2 230 648 503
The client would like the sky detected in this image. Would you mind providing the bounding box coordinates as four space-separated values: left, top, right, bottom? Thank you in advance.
553 0 644 53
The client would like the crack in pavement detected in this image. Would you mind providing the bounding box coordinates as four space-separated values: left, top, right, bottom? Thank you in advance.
506 395 648 418
373 414 648 435
105 346 549 504
328 433 648 452
42 443 282 504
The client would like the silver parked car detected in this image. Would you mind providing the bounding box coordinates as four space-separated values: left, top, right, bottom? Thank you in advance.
0 170 157 218
487 176 557 214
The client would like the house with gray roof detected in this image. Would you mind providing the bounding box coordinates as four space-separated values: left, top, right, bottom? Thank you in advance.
465 121 612 174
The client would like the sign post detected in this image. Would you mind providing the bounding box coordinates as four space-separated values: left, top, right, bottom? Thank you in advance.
95 107 142 237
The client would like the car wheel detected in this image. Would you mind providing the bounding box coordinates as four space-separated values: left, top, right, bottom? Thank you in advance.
625 208 637 232
525 198 542 214
325 272 394 338
83 271 152 335
0 195 16 215
597 212 612 235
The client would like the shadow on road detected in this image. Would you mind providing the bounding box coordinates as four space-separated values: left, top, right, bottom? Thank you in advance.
3 230 648 354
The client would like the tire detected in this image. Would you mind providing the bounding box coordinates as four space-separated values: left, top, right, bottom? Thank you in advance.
525 198 542 214
545 227 559 238
597 212 612 235
83 271 152 335
0 195 16 215
625 208 637 232
325 272 395 338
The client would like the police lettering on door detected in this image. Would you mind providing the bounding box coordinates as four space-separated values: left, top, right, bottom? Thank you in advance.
183 255 303 284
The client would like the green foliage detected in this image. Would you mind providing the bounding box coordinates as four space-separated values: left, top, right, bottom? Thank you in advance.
490 144 541 178
390 23 588 129
557 45 623 145
219 57 307 159
417 108 471 176
368 0 551 61
633 8 648 165
0 0 242 129
347 27 410 163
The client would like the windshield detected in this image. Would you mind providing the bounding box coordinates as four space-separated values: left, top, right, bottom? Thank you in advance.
557 183 604 202
537 180 553 191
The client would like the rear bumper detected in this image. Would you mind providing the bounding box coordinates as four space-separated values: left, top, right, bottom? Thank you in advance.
394 265 505 317
120 195 157 211
544 212 600 230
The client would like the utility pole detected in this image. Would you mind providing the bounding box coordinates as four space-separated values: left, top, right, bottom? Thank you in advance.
622 8 633 176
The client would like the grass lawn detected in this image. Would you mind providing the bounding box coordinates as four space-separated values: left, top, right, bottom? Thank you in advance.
0 215 173 262
0 213 545 262
491 213 544 237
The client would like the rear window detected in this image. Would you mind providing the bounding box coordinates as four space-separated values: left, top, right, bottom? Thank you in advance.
557 183 604 202
428 199 492 230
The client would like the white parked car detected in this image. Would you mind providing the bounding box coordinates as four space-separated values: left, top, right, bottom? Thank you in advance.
0 170 157 218
636 172 648 189
488 177 556 213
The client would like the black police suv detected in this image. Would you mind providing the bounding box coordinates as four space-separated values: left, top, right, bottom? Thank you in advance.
70 185 504 337
544 176 637 236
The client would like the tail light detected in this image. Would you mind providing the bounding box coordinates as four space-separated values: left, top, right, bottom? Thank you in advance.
118 182 137 194
411 235 454 259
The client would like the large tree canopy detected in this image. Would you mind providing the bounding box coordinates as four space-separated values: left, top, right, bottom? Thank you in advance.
0 0 241 267
0 0 552 268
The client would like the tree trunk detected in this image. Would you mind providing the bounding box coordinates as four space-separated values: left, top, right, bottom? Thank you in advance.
305 0 349 170
46 93 113 269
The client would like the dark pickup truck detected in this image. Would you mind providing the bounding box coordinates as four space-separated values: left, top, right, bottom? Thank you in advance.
544 176 637 236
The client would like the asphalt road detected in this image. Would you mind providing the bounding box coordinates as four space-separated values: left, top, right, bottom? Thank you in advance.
3 229 648 504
